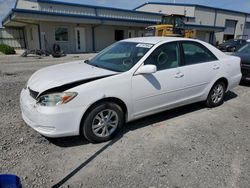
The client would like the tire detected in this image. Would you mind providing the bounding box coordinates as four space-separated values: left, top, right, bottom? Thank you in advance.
82 102 124 143
205 81 226 108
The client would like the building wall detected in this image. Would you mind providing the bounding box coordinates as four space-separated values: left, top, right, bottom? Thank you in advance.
24 24 40 50
24 21 145 53
94 26 115 51
0 28 25 48
196 31 210 42
16 0 40 10
215 10 246 42
135 4 195 17
94 25 144 51
195 7 216 26
38 22 93 53
39 3 96 16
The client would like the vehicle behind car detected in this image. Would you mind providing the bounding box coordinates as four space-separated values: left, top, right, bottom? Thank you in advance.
217 39 246 52
232 41 250 81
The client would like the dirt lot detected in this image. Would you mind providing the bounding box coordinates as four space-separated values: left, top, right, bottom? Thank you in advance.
0 54 249 188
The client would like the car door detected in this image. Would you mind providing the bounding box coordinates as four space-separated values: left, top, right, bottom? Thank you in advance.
131 42 185 118
178 41 220 100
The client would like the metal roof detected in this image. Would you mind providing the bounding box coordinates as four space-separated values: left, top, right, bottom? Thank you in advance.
6 8 160 24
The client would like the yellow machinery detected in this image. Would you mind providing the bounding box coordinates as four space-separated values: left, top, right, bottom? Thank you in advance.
145 14 196 38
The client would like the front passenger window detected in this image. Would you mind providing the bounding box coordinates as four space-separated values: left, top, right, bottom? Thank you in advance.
145 42 179 71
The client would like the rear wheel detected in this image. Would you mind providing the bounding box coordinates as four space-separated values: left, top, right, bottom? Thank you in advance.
82 102 124 143
205 81 226 107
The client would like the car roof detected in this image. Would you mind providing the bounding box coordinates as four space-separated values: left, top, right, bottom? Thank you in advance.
122 37 195 44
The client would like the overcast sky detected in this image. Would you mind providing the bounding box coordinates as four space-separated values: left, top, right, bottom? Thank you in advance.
1 0 250 27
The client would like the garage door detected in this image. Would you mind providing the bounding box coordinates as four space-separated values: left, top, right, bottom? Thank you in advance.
224 20 237 35
244 22 250 38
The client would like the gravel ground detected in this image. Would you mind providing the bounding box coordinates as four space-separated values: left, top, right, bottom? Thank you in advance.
0 54 249 188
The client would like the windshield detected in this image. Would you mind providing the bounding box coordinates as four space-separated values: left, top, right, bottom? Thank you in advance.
237 43 250 53
162 16 184 28
89 42 153 72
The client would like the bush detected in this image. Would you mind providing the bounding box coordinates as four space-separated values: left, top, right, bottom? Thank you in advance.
0 44 15 55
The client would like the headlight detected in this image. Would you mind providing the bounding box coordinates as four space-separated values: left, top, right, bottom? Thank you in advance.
37 92 77 106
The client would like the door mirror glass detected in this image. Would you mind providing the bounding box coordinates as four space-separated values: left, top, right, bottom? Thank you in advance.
135 64 157 75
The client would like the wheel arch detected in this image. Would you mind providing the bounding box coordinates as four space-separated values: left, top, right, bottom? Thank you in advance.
204 77 229 101
215 77 228 91
79 97 128 135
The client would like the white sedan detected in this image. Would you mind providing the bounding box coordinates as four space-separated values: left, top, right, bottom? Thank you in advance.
20 37 241 143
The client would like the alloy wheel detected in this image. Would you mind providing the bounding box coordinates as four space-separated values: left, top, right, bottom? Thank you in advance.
211 84 224 104
92 109 119 137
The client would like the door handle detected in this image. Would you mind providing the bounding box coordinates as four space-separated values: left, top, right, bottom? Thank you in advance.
175 72 184 78
213 65 220 70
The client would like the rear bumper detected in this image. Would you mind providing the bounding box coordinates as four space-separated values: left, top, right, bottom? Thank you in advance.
20 88 86 137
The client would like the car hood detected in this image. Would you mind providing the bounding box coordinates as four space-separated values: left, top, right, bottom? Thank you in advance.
232 53 250 65
28 60 117 93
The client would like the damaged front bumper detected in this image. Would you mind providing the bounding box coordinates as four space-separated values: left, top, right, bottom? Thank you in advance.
20 88 86 138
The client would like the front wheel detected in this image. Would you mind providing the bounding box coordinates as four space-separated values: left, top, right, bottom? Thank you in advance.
82 102 124 143
205 81 226 108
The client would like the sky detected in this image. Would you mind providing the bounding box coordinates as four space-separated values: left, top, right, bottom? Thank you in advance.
1 0 250 26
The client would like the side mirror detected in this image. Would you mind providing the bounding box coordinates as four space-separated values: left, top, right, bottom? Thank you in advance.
135 64 157 75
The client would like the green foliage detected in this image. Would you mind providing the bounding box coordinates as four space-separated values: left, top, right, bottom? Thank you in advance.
0 44 16 55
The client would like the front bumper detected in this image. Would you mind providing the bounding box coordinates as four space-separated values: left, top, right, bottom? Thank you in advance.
20 88 86 137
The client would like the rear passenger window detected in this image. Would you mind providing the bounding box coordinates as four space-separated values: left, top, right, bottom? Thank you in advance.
182 42 217 65
145 42 179 71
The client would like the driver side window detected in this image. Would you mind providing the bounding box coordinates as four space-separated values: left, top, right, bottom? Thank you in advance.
145 42 179 71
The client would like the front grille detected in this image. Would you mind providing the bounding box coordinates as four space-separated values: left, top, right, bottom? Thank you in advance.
29 88 39 99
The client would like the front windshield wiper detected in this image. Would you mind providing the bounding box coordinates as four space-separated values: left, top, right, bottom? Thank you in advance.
84 59 90 64
84 59 103 69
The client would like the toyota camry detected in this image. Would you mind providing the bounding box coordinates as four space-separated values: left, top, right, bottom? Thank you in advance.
20 37 242 143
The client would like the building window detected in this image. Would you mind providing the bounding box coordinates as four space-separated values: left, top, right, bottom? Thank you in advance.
115 30 124 41
55 27 68 41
